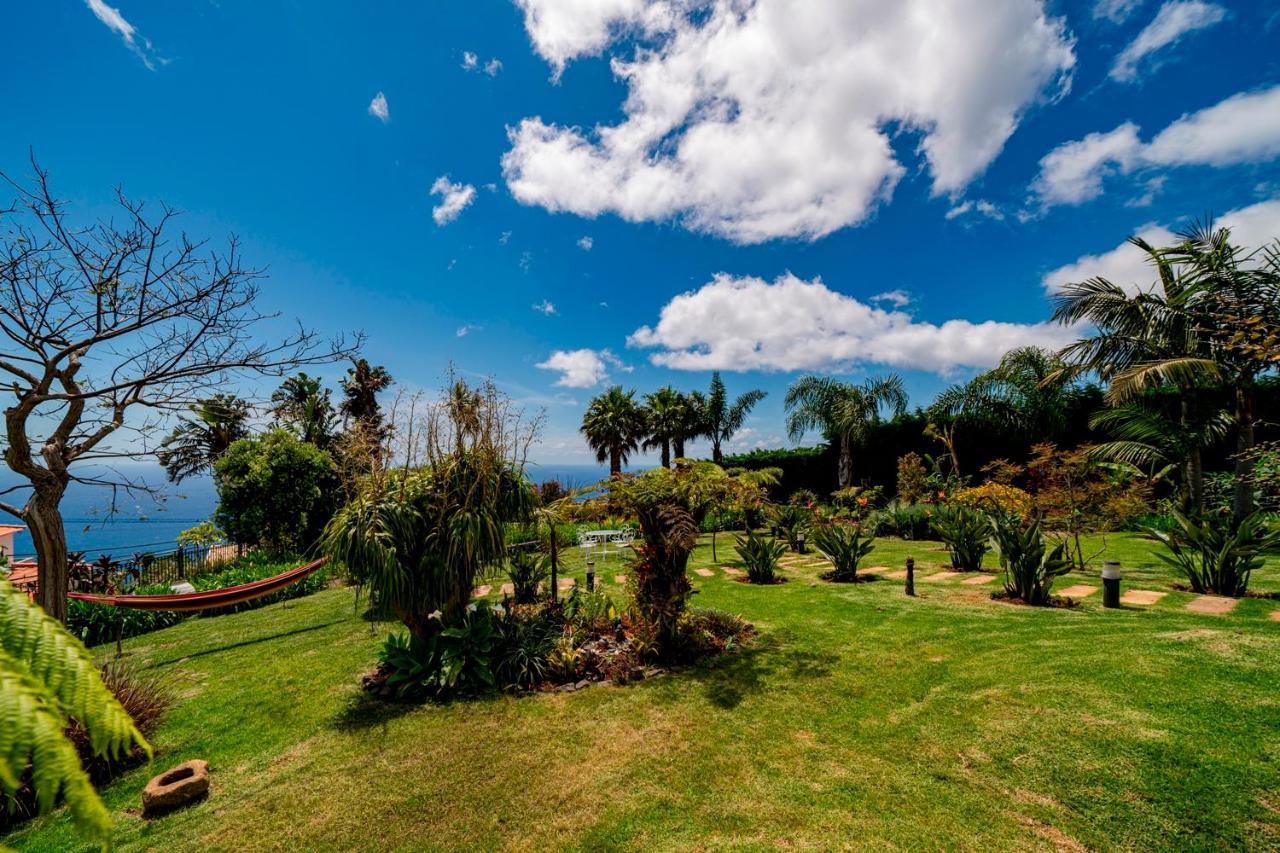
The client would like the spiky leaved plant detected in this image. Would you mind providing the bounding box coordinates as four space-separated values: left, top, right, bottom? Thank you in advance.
1148 510 1279 597
991 513 1072 606
933 505 993 571
812 523 876 582
1 575 150 845
735 528 787 585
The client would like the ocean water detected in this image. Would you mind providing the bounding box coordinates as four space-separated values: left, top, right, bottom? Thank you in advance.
4 460 643 561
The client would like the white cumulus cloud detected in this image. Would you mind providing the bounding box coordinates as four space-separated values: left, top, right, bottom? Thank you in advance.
1032 85 1280 209
532 299 557 315
1110 1 1226 83
430 176 477 225
576 236 593 251
505 0 1074 244
536 348 627 388
627 273 1076 376
1042 196 1280 293
368 91 390 122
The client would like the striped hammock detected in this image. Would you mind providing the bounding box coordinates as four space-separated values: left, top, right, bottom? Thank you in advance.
67 557 329 613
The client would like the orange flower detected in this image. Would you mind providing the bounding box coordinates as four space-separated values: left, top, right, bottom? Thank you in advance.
856 496 869 507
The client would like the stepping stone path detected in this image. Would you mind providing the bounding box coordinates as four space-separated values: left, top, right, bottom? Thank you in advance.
614 575 628 585
1120 589 1167 606
1057 584 1098 598
500 583 514 595
961 575 997 586
884 570 908 579
1270 610 1280 622
921 571 963 582
1185 595 1237 615
694 568 716 577
472 585 491 598
558 578 576 590
721 566 742 576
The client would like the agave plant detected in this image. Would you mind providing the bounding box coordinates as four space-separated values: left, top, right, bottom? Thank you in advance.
1 575 150 845
506 549 550 605
812 523 876 582
933 505 993 571
1148 510 1280 597
735 528 787 584
992 513 1072 605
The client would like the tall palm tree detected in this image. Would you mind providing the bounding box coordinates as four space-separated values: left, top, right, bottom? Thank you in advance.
339 358 393 432
1052 222 1279 521
157 394 252 483
929 347 1081 474
700 372 767 463
643 386 686 468
672 390 707 462
784 374 907 488
271 373 337 448
580 386 647 476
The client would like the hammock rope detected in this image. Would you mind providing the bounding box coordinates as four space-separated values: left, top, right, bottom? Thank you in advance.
67 557 330 613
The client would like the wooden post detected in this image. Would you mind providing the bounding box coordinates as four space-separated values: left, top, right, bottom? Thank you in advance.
176 546 186 580
905 556 915 597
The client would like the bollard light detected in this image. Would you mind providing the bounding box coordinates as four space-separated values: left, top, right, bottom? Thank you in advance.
585 559 596 592
797 532 807 555
1101 560 1121 608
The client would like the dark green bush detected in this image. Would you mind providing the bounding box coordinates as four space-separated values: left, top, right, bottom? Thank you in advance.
813 523 876 582
506 549 550 605
993 513 1071 605
735 528 787 584
1148 511 1280 597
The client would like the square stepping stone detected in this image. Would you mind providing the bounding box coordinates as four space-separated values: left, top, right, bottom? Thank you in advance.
961 575 997 586
614 574 628 585
884 570 908 579
721 566 742 576
1120 589 1167 606
866 566 893 574
499 583 514 595
558 577 576 589
1269 610 1280 622
472 585 491 597
921 571 963 582
1058 584 1098 598
1186 595 1237 615
694 568 715 577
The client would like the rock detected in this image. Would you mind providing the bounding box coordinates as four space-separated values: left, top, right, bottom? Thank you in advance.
575 679 591 690
142 759 209 817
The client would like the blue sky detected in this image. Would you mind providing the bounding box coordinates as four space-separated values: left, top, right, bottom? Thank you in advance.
4 0 1279 465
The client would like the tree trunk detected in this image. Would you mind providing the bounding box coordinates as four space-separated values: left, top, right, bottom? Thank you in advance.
673 437 685 461
1232 385 1257 525
27 490 69 623
837 436 852 489
712 439 723 465
1186 446 1204 517
661 440 671 469
609 447 621 476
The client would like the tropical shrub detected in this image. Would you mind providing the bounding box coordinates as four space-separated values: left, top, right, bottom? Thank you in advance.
735 528 787 584
768 503 812 552
177 520 225 547
992 513 1072 605
215 428 338 552
1148 511 1280 597
933 505 993 571
377 602 503 699
0 575 150 846
952 483 1033 519
812 523 876 582
896 452 929 503
506 549 550 605
875 500 936 540
494 604 561 690
788 488 819 507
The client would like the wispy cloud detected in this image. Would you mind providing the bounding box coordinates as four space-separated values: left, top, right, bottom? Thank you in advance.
462 51 503 76
576 236 594 251
84 0 162 69
532 299 557 316
456 324 480 337
1110 1 1226 83
368 91 390 122
430 176 477 226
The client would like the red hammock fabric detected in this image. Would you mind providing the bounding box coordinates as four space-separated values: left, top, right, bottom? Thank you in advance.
66 557 330 613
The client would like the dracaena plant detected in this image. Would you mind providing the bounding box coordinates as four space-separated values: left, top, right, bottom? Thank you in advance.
932 505 993 571
735 528 787 584
991 513 1072 606
1148 510 1279 597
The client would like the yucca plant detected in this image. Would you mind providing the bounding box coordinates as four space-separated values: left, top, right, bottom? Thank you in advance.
0 575 150 846
1148 510 1279 596
735 528 787 584
992 513 1072 605
812 523 876 582
933 505 993 571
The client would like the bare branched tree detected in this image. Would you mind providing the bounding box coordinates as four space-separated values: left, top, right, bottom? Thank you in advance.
0 160 359 621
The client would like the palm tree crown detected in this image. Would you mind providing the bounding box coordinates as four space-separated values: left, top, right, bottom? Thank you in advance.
157 394 252 483
580 386 647 475
702 372 767 463
784 374 907 488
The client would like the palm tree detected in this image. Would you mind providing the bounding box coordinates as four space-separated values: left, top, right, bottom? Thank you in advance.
339 358 393 432
784 374 907 488
929 347 1082 474
580 386 647 476
700 372 767 463
1052 222 1279 522
672 390 707 462
271 372 337 448
157 394 252 483
643 386 687 468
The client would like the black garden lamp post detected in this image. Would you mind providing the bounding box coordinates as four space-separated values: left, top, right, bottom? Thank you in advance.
1101 560 1121 608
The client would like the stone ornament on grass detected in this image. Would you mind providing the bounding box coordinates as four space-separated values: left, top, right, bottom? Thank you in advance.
143 759 209 817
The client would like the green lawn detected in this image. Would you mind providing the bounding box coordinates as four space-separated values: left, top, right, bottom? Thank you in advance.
9 533 1280 851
